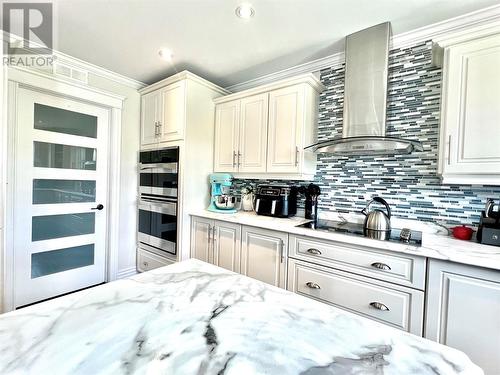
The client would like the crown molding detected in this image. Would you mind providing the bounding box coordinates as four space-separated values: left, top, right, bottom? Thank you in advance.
214 72 325 104
139 70 229 95
3 31 146 90
225 4 500 92
224 53 344 93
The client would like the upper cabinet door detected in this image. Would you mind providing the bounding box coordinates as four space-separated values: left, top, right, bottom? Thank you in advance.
140 91 160 147
267 85 304 173
214 100 240 173
440 34 500 184
159 81 186 142
238 93 269 173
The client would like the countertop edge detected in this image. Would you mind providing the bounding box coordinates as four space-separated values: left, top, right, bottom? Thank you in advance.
189 210 500 271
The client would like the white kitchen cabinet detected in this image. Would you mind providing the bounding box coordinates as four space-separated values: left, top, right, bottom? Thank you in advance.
438 33 500 185
213 221 241 273
191 216 213 263
240 226 288 288
214 100 240 173
137 248 175 272
159 80 186 142
425 260 500 375
213 74 323 180
289 234 426 290
140 71 226 150
267 85 304 174
238 93 269 173
214 93 268 174
190 216 241 273
288 259 424 335
140 90 161 146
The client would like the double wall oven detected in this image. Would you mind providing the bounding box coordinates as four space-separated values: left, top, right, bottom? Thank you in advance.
138 147 179 258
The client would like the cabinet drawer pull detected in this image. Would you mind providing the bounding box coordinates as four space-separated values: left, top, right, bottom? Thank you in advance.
306 248 322 255
371 262 391 271
369 302 390 311
305 282 321 289
143 261 149 267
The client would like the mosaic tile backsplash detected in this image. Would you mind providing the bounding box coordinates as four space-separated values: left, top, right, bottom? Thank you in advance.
233 41 500 226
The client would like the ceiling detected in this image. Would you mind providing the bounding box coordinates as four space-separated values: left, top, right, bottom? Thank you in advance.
49 0 500 87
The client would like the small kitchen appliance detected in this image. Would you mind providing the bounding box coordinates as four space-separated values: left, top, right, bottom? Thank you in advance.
255 185 297 218
477 198 500 246
361 196 392 240
208 173 237 213
298 184 321 222
138 147 179 257
241 186 255 212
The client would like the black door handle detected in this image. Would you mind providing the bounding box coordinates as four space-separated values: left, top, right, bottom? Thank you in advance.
91 204 104 211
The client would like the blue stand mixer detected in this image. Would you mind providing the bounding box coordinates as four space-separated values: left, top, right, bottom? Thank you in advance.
207 173 237 213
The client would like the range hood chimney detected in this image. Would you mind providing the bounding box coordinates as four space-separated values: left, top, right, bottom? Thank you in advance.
306 22 423 155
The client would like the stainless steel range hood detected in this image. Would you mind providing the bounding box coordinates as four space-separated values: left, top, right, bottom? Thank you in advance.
306 22 423 155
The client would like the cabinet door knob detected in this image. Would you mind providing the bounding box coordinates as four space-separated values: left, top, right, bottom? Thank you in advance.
143 261 149 267
369 302 390 311
306 248 322 255
371 262 391 271
305 281 321 289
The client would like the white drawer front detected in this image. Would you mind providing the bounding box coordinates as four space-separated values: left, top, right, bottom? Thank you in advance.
288 259 424 335
290 235 426 290
137 249 175 272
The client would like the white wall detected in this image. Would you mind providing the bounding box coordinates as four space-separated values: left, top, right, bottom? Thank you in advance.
87 74 141 278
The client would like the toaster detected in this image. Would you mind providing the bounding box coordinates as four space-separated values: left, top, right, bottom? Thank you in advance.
255 185 297 218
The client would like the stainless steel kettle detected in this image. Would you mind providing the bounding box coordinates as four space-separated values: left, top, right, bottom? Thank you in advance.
361 197 392 231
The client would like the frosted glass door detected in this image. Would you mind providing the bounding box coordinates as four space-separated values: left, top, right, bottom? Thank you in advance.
14 88 109 307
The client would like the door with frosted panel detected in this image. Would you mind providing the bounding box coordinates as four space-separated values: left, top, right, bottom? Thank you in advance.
14 88 109 307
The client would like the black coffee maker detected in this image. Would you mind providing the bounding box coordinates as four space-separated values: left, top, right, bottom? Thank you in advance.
477 198 500 246
298 184 321 222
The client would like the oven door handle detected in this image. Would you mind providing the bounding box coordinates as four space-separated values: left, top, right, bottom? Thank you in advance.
139 163 178 173
138 201 177 216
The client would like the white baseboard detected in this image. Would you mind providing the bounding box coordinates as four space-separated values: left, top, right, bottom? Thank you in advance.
116 266 138 280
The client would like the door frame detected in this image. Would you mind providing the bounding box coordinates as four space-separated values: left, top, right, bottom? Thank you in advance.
1 67 124 312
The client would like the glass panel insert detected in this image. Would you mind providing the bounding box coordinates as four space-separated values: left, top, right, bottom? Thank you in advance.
32 212 95 241
34 103 97 138
34 142 97 170
33 179 96 204
31 244 94 278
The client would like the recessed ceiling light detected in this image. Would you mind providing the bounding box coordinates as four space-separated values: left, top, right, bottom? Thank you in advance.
235 3 254 19
158 48 173 61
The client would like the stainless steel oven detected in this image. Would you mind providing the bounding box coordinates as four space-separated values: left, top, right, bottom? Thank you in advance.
138 147 179 257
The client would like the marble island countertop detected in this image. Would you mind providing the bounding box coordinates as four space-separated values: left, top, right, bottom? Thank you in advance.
0 260 482 374
190 210 500 271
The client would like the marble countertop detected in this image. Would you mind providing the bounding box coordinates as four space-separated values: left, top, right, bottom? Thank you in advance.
0 260 482 374
190 210 500 271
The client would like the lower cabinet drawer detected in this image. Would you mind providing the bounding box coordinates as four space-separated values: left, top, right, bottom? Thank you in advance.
290 235 426 290
137 248 175 272
287 259 424 335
